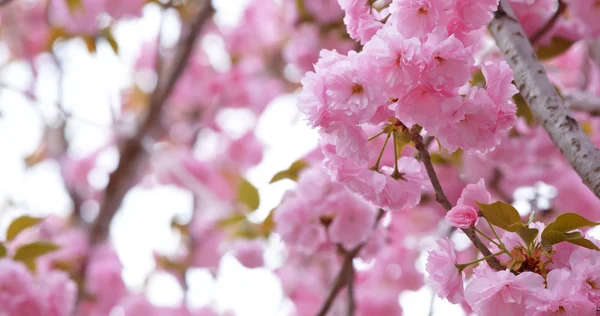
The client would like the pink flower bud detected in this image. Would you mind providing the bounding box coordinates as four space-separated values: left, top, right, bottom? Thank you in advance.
445 205 479 228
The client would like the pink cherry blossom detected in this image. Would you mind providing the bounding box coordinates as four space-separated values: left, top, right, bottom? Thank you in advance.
457 179 492 209
453 0 499 29
49 0 106 35
446 204 479 228
426 238 464 304
565 0 600 38
361 25 421 97
341 0 384 44
465 269 545 316
527 269 597 316
231 240 265 269
389 0 452 39
41 272 77 316
328 192 377 249
0 259 45 316
421 33 473 91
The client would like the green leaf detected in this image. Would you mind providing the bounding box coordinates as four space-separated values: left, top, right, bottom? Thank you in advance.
469 69 486 87
66 0 83 12
568 238 600 251
513 94 535 125
430 153 450 165
238 178 260 211
259 210 276 237
517 227 539 246
102 28 119 54
0 243 6 258
6 216 42 242
270 160 309 183
541 230 600 251
155 255 187 273
543 213 600 234
216 214 247 228
394 129 413 156
13 242 60 272
536 37 575 60
540 213 600 251
477 201 524 232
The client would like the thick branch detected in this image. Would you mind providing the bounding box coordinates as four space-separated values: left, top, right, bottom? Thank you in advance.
411 128 504 271
88 1 214 245
489 0 600 201
529 0 566 45
0 0 15 6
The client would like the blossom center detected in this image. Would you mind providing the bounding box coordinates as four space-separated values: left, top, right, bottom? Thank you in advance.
418 7 427 14
351 83 364 94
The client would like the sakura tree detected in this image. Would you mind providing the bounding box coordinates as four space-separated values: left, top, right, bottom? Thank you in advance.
0 0 599 315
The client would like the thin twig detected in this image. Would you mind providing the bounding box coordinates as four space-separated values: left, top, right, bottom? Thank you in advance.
88 1 214 246
346 266 356 316
490 0 600 201
529 0 566 45
489 168 511 202
411 128 504 271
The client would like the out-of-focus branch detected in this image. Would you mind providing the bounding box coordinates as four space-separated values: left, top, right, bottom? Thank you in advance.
88 1 215 246
0 0 15 7
587 39 600 70
489 0 600 200
529 0 566 45
316 209 385 316
411 128 504 271
564 91 600 116
489 168 511 202
316 245 361 316
346 262 356 316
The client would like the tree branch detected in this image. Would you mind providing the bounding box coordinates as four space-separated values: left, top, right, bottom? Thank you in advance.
411 128 504 271
489 0 600 201
316 246 360 316
88 1 214 246
0 0 15 6
587 38 600 71
529 0 566 45
564 91 600 116
316 209 384 316
346 265 356 316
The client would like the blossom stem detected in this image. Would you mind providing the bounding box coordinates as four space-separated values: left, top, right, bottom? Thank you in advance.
456 250 506 272
490 0 600 201
370 132 391 171
411 126 504 271
484 218 513 259
473 227 502 248
391 131 402 180
368 130 386 141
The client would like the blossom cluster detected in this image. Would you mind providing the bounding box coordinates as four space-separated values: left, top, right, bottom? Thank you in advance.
298 0 519 211
428 181 600 315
